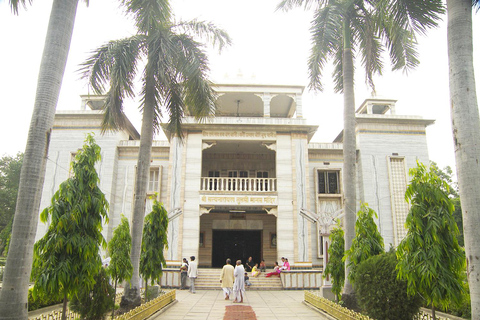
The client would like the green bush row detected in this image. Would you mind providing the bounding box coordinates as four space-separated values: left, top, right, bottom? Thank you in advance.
28 288 63 311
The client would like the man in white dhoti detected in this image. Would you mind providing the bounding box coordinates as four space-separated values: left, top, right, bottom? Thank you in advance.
220 258 234 300
232 260 245 303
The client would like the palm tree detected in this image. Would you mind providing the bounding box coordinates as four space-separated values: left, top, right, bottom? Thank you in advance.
446 0 480 317
277 0 443 297
0 1 85 318
80 0 230 307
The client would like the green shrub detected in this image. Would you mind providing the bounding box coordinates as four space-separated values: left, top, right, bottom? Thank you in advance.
28 288 63 311
355 250 422 320
442 279 471 319
69 268 115 319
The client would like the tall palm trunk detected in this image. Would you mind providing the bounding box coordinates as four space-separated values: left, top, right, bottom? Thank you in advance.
447 0 480 318
122 55 156 308
0 1 79 318
342 21 356 296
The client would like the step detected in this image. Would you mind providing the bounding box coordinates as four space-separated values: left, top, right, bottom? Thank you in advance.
195 268 283 290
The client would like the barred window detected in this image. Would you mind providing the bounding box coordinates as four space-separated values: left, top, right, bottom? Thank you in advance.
147 167 160 194
318 171 340 194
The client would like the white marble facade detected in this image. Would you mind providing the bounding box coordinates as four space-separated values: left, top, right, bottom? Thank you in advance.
36 85 433 268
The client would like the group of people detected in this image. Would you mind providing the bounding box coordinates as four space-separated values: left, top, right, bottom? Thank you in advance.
245 256 266 277
180 256 198 293
180 256 291 301
265 257 290 277
220 259 246 303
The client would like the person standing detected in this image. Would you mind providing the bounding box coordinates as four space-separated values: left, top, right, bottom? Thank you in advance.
188 256 198 293
180 258 189 290
233 260 245 303
219 258 235 300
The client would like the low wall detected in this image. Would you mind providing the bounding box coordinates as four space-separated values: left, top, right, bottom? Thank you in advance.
280 270 322 289
159 269 180 288
114 290 176 320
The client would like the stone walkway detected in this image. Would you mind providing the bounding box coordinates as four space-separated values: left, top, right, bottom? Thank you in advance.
151 290 332 320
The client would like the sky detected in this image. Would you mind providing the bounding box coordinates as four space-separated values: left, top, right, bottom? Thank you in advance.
0 0 479 172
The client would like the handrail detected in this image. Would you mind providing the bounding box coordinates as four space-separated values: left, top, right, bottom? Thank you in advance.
201 177 277 192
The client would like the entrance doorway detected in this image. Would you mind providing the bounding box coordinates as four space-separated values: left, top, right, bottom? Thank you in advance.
211 230 262 268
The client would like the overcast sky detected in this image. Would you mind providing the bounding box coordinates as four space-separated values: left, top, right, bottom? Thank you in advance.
0 0 479 172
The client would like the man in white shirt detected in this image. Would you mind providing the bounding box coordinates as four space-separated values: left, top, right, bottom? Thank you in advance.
233 260 245 303
188 256 198 293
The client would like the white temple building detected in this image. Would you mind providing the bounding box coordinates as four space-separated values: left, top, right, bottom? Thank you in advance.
35 82 433 269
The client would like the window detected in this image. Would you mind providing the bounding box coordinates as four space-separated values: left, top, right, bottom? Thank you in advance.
256 171 268 178
147 167 160 194
318 171 340 194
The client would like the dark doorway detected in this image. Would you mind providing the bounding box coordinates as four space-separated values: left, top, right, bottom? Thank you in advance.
212 230 262 268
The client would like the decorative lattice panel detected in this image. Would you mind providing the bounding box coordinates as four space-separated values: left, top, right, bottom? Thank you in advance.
388 157 409 244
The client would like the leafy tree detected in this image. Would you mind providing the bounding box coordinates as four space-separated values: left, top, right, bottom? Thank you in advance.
107 214 133 317
323 224 345 302
80 0 230 307
430 161 464 246
31 134 109 320
0 152 23 256
0 220 12 257
277 0 444 296
0 153 22 231
69 268 115 320
0 1 90 317
344 203 384 285
139 198 169 302
447 1 480 316
396 162 465 320
355 250 422 320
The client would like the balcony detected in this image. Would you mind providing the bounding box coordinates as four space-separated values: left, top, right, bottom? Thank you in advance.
201 177 277 192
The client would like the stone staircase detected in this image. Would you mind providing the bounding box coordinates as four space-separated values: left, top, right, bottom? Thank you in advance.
196 268 283 290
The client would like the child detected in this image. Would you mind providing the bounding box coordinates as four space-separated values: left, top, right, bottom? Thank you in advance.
244 272 252 286
259 259 266 272
252 263 261 277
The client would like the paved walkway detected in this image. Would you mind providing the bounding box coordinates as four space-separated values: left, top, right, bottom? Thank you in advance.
151 290 332 320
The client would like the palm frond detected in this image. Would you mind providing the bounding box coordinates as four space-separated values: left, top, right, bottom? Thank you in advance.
276 0 320 12
474 0 480 11
120 0 172 33
332 40 345 93
79 36 143 95
174 19 232 53
172 34 217 120
385 0 444 36
308 4 343 92
381 18 419 72
354 5 383 92
163 80 186 139
9 0 32 15
79 36 143 132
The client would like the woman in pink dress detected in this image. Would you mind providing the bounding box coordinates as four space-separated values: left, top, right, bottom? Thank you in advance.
265 261 281 277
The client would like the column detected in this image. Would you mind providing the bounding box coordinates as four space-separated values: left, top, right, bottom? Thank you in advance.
167 136 184 260
294 134 309 261
263 93 271 118
296 93 303 118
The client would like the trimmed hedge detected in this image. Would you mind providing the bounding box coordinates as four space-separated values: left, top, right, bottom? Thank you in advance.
28 288 63 311
355 250 422 320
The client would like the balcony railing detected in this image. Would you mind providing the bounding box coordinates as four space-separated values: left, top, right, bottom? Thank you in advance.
201 177 277 192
